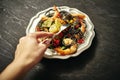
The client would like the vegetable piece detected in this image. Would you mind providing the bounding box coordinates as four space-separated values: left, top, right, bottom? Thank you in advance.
42 18 53 27
53 39 60 47
49 18 62 33
55 18 62 29
77 38 84 44
49 24 59 33
61 46 66 50
62 38 73 46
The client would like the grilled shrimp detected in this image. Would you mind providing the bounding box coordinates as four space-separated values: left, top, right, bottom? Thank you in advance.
52 5 60 19
55 43 78 55
80 21 86 33
54 38 78 55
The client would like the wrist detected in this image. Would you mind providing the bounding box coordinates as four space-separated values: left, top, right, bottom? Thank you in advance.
0 60 31 80
12 58 34 72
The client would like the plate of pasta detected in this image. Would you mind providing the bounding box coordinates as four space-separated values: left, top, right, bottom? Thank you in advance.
26 6 95 59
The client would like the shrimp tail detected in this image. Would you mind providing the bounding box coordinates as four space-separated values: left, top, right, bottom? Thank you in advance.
52 5 61 19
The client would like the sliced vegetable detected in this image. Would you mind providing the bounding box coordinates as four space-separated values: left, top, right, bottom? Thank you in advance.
62 38 73 46
77 38 84 44
55 18 62 30
49 24 59 33
42 18 53 27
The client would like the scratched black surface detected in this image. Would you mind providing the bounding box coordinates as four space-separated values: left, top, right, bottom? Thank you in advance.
0 0 120 80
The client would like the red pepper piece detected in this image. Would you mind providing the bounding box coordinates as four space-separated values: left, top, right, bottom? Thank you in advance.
53 39 60 47
77 39 84 44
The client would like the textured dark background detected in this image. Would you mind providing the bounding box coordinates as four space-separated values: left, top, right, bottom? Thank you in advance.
0 0 120 80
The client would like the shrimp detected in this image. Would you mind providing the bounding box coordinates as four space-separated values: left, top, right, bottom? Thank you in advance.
72 14 86 33
52 6 66 24
72 14 85 19
80 21 86 33
52 5 60 19
40 6 61 22
54 44 78 55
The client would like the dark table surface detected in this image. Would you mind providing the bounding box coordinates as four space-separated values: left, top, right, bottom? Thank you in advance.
0 0 120 80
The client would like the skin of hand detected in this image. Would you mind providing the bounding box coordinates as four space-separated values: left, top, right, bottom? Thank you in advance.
0 32 53 80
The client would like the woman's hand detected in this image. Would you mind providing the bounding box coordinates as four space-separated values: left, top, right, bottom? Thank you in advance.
0 32 53 80
14 32 53 67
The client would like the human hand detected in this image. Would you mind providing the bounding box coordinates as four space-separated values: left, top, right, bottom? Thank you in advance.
14 32 53 67
0 32 53 80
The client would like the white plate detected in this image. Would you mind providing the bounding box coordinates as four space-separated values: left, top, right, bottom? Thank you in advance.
26 6 95 59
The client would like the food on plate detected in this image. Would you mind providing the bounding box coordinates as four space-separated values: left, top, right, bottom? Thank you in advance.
36 6 87 55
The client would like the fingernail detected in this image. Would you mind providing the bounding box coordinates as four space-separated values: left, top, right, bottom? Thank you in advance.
42 38 52 45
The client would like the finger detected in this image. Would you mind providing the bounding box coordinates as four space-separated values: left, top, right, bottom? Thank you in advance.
15 44 19 54
37 39 52 56
19 36 26 43
36 32 54 38
42 38 52 45
39 38 52 47
27 32 53 38
14 44 21 59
